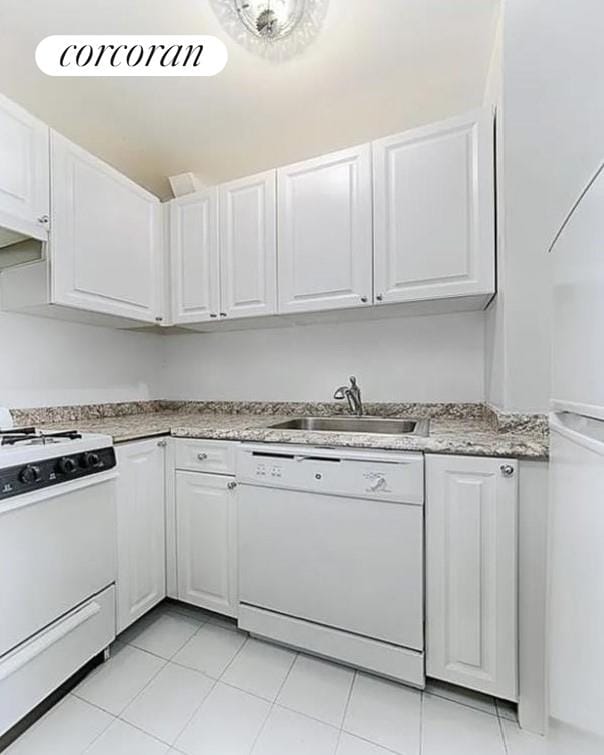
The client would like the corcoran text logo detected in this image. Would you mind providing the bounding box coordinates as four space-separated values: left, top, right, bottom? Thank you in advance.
35 35 228 77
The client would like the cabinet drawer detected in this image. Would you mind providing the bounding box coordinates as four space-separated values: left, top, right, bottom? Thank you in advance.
174 439 237 475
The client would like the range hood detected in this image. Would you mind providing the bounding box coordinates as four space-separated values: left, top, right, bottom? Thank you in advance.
0 223 45 270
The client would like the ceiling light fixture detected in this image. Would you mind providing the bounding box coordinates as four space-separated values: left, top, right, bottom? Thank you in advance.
210 0 329 60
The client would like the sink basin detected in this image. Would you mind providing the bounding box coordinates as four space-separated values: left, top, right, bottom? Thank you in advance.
267 416 430 436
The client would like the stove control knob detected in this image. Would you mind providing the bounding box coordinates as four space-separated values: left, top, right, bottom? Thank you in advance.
57 457 77 475
82 452 102 469
20 464 41 484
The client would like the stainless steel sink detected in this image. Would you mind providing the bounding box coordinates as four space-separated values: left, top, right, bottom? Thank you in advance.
267 416 430 436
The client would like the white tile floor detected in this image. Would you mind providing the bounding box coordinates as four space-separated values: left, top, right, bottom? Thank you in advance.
6 601 545 755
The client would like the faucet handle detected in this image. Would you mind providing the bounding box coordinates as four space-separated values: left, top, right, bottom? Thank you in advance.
349 376 358 387
334 386 348 400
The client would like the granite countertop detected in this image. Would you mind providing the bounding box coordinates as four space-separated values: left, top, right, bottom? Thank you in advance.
22 401 549 460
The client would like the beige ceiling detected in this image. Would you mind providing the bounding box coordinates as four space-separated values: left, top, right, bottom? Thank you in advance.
0 0 500 199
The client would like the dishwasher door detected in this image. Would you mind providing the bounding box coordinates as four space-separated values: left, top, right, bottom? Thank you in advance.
238 451 424 651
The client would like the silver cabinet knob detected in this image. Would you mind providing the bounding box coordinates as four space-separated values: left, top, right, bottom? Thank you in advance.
500 464 514 477
220 312 227 317
197 453 208 461
157 440 167 448
210 313 218 318
360 296 368 303
376 294 384 301
155 316 163 322
227 481 237 490
37 214 49 225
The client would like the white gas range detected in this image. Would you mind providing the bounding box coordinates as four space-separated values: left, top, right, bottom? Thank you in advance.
0 427 118 738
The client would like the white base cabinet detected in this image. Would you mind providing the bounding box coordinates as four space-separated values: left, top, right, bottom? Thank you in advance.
175 468 238 617
426 454 518 701
116 439 167 634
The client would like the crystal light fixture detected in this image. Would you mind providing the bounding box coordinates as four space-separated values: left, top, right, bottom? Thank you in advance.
210 0 329 60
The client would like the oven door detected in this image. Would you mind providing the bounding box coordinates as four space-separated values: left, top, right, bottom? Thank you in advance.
238 484 423 651
0 472 117 656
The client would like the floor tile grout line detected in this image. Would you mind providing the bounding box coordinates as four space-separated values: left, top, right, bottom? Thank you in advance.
334 669 357 753
423 688 500 719
248 649 300 754
419 689 424 755
496 706 511 755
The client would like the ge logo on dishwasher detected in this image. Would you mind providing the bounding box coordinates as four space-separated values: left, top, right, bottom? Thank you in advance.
35 35 228 77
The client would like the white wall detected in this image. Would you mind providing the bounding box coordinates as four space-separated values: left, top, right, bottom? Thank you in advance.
0 312 160 408
160 312 486 403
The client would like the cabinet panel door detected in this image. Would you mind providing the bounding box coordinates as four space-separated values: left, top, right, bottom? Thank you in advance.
116 440 166 633
426 454 517 700
220 171 276 319
51 133 161 322
374 110 494 304
0 94 49 239
171 190 220 323
176 471 237 617
278 145 373 314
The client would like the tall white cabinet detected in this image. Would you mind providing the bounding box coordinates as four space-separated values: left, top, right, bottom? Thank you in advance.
51 133 162 323
373 110 494 304
277 145 373 314
425 454 518 700
116 439 167 633
0 94 49 240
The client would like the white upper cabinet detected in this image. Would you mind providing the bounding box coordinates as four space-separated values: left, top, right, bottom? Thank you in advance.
426 454 518 701
373 110 494 304
51 133 162 323
277 144 373 314
0 94 49 239
171 189 220 324
220 170 277 319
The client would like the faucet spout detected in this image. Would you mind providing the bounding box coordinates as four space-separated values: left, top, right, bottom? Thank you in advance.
333 376 363 416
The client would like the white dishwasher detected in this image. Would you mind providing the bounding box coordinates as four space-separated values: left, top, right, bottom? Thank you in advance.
236 443 425 686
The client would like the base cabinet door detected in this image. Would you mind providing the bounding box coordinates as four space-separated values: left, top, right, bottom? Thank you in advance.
373 110 494 304
51 132 162 323
116 439 166 633
426 454 518 700
0 93 49 239
277 144 373 314
176 471 237 617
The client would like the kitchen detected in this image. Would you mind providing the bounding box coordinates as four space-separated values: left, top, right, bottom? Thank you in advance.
0 1 601 754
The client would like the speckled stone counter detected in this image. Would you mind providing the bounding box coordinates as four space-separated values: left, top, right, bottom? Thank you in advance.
15 400 549 460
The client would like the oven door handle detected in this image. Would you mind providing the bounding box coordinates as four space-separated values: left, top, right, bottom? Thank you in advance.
0 599 101 681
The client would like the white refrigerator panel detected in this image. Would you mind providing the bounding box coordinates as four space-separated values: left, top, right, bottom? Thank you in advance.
551 165 604 419
548 413 604 747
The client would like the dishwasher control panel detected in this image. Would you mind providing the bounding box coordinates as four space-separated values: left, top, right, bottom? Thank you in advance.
237 444 424 505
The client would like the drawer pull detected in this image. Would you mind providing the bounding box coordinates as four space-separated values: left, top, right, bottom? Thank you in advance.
0 601 101 681
227 481 237 490
500 464 514 477
197 453 208 461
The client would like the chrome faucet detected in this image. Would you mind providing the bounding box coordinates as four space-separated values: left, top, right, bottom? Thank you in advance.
334 376 363 416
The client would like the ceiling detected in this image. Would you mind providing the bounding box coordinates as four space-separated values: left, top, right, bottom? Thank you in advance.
0 0 500 199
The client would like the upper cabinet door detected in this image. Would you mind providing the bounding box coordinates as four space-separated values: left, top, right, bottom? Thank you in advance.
373 110 494 304
50 133 161 323
277 145 373 314
220 171 277 320
170 190 220 324
0 94 49 239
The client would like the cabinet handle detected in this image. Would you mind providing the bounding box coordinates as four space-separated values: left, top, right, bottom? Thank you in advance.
227 481 237 490
500 464 514 477
210 313 218 318
155 316 163 322
376 294 384 302
220 312 227 318
197 453 208 461
157 440 167 448
360 296 368 303
37 214 49 225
